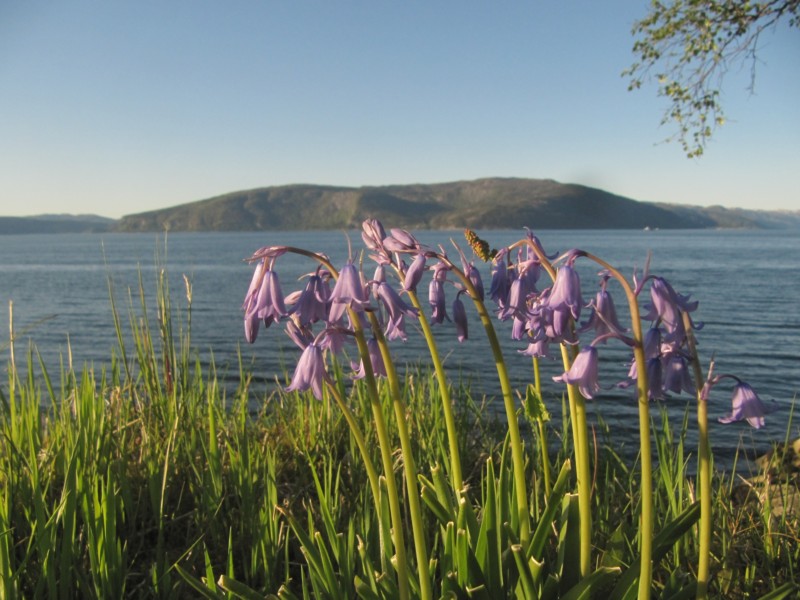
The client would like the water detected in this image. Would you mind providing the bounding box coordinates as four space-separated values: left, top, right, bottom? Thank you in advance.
1 228 798 470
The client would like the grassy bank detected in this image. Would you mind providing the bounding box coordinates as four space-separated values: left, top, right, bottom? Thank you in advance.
1 262 798 599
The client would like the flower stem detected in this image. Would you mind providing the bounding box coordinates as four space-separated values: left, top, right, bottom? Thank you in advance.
559 345 593 577
350 317 412 600
442 259 531 544
324 381 382 515
580 251 653 600
406 290 464 494
532 357 552 499
682 311 710 600
367 311 432 600
514 239 592 574
283 248 413 600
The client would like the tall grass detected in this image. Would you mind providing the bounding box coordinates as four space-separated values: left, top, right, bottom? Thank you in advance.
0 262 797 598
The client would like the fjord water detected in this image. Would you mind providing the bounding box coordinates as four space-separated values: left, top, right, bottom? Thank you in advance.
1 229 798 469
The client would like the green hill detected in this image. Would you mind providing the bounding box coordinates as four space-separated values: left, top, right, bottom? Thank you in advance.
5 178 797 233
117 177 764 232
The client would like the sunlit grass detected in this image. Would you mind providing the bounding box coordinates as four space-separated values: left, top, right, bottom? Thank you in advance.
0 264 797 598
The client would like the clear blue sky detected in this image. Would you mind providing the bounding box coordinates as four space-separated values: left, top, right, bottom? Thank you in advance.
1 1 798 218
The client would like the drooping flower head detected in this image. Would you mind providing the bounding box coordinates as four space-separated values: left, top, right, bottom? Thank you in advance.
428 261 450 325
351 337 387 379
286 342 328 400
452 290 469 342
716 379 773 429
287 269 331 326
285 320 315 350
403 253 427 293
579 276 625 342
489 250 513 310
662 353 695 396
553 345 600 399
455 241 485 301
645 277 700 344
547 262 584 321
243 258 288 342
328 262 369 324
375 281 419 341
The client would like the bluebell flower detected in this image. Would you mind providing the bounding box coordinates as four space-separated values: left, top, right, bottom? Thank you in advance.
547 264 584 321
328 262 368 323
718 381 771 429
580 287 624 341
428 262 450 324
489 253 512 310
243 259 266 343
286 342 328 400
498 278 531 322
662 354 694 395
645 277 700 344
403 253 427 292
243 261 288 342
520 337 550 358
361 218 387 251
452 291 468 342
288 271 330 326
384 228 420 253
351 337 387 379
375 282 419 341
456 243 485 301
553 346 600 399
285 320 315 349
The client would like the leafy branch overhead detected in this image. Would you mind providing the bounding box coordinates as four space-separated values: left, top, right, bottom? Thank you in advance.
625 0 799 157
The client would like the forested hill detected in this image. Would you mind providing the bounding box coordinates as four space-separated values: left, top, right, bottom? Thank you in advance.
115 178 794 232
4 179 797 233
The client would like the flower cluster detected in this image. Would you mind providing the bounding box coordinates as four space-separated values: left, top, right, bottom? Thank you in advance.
478 231 772 426
242 224 773 429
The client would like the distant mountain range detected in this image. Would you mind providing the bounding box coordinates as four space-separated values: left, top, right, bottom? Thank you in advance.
3 178 798 233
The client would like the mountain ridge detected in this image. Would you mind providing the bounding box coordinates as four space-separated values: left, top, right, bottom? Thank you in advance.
3 178 798 233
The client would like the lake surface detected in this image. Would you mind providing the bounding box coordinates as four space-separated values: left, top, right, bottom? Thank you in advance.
1 228 798 471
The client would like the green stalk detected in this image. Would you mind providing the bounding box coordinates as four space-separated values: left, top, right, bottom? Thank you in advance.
406 290 464 493
518 239 653 589
325 381 382 516
440 258 531 544
511 241 593 574
682 312 710 600
559 345 592 577
367 311 432 600
631 342 653 600
350 318 411 600
532 357 552 499
578 251 652 600
271 247 412 599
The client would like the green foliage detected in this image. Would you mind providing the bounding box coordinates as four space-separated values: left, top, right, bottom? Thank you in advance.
625 0 800 157
1 262 799 597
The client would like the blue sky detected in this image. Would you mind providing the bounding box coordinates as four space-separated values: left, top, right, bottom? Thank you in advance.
1 1 798 218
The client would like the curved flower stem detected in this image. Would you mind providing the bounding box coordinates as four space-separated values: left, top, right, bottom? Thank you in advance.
580 251 652 600
273 249 412 600
559 344 593 577
511 239 592 575
367 311 432 600
518 239 653 590
406 290 464 494
350 314 412 600
682 311 711 600
439 257 531 544
324 381 382 515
